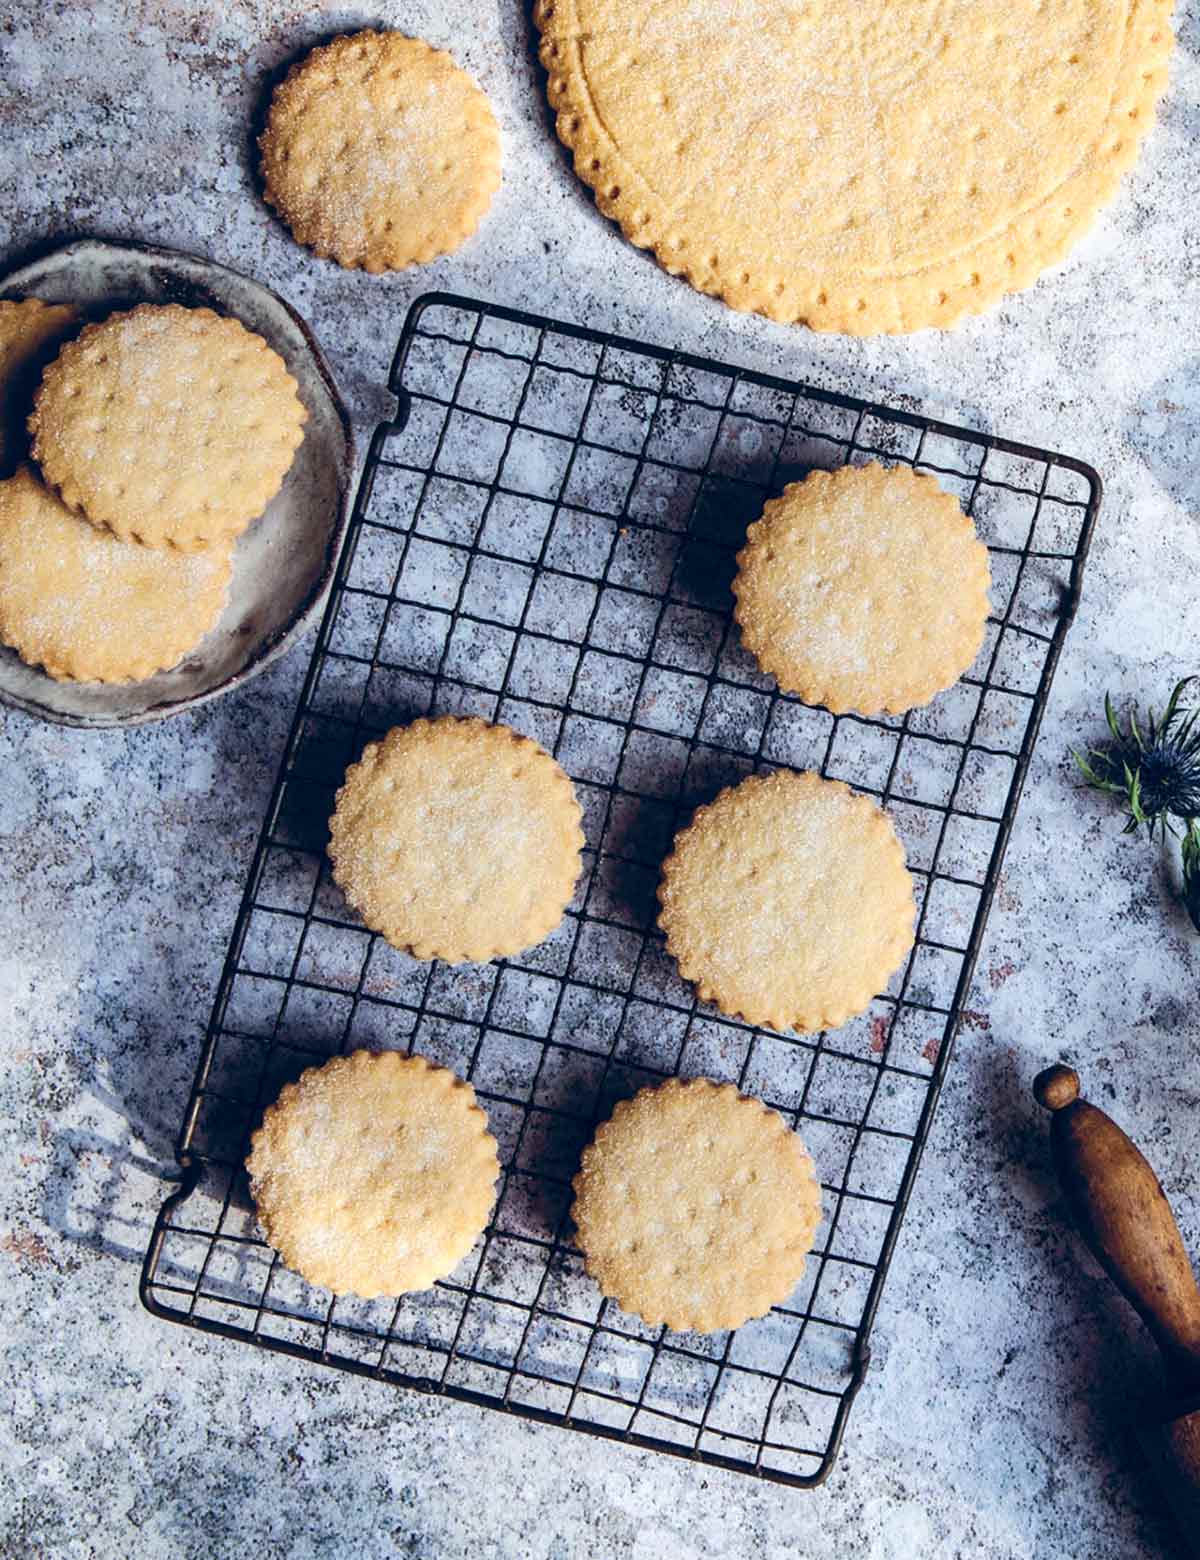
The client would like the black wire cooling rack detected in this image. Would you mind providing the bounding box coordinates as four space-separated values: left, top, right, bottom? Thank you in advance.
141 292 1100 1487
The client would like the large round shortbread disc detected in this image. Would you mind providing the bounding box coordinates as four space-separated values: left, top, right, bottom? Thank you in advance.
260 30 502 273
658 770 916 1033
328 716 585 963
0 298 79 479
0 465 232 683
573 1078 823 1333
247 1050 500 1299
535 0 1175 332
30 304 307 550
733 463 992 716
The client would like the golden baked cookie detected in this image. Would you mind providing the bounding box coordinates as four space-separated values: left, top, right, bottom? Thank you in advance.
535 0 1175 332
247 1050 500 1299
572 1077 822 1332
260 30 502 273
658 770 916 1033
733 463 991 716
0 298 79 478
29 304 307 551
328 716 584 963
0 465 232 683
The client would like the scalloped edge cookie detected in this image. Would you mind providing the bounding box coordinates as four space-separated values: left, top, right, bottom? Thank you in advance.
572 1077 823 1332
328 716 585 963
733 463 992 716
658 769 916 1033
0 298 80 479
29 303 307 550
247 1050 500 1299
0 465 233 683
260 30 501 273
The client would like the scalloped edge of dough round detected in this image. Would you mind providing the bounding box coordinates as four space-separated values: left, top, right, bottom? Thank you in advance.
534 0 1175 333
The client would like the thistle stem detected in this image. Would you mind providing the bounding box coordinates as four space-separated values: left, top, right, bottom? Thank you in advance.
1182 820 1200 935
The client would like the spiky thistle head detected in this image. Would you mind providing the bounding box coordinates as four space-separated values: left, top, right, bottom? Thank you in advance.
1074 677 1200 838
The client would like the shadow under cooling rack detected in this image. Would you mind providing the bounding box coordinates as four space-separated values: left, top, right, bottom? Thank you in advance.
141 292 1100 1487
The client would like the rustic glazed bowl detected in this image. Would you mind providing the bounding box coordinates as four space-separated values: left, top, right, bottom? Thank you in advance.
0 237 354 727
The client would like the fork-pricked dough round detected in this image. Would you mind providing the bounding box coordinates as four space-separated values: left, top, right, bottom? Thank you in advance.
29 304 307 550
572 1077 823 1332
0 465 232 683
260 30 501 273
733 463 991 716
328 716 585 963
247 1050 500 1299
535 0 1174 332
658 769 916 1033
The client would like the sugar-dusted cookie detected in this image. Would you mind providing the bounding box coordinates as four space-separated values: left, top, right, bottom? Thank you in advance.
572 1077 822 1333
536 0 1174 332
260 30 501 273
0 298 79 479
328 716 584 963
29 304 307 551
733 464 991 716
247 1050 500 1299
0 465 232 683
658 770 916 1033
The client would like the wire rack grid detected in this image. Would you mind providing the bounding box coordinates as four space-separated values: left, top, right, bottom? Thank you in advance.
141 291 1100 1487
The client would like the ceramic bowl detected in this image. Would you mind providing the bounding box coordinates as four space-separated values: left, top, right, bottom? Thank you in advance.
0 237 353 727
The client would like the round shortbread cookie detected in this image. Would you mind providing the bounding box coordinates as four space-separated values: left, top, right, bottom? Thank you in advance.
733 463 992 716
328 716 585 963
247 1050 500 1299
658 770 916 1033
572 1077 823 1333
260 30 502 273
0 298 79 479
535 0 1175 333
29 304 307 550
0 465 232 683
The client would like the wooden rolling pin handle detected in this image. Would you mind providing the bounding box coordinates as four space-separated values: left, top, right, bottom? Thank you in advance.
1034 1065 1200 1396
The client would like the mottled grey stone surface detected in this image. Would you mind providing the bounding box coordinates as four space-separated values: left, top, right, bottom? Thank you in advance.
1 4 1199 1556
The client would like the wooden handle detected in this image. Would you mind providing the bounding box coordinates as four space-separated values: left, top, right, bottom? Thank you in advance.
1034 1065 1200 1395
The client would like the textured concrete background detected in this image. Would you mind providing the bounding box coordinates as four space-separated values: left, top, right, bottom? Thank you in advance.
1 3 1199 1556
